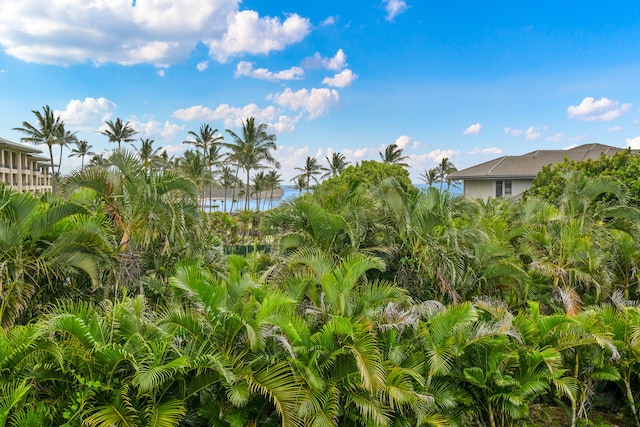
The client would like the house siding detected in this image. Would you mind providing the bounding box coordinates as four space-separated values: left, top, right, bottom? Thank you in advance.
463 178 533 201
463 180 495 200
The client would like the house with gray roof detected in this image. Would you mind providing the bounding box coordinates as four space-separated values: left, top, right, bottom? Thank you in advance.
0 136 53 192
448 143 628 201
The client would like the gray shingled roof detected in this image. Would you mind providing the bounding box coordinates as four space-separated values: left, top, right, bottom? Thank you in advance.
449 143 630 180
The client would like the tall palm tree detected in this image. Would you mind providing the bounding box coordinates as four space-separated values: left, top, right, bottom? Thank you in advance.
65 150 200 295
293 156 323 192
265 169 282 209
420 168 439 187
69 139 95 170
100 117 138 150
13 105 65 193
183 124 223 200
379 143 409 167
252 171 267 211
178 150 208 207
132 138 162 172
324 152 350 178
437 157 458 190
219 165 237 213
226 117 278 211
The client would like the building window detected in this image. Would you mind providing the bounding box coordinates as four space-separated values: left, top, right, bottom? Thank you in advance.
495 180 503 197
504 180 512 195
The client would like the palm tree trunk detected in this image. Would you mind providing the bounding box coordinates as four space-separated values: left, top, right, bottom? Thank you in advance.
245 168 250 211
48 145 57 194
624 370 640 427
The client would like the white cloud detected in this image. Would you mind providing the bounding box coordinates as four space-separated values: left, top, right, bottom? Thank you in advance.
383 0 408 21
0 1 311 66
320 16 336 26
269 114 302 133
342 147 369 159
206 11 310 62
547 132 564 142
55 97 117 132
567 97 632 121
626 136 640 149
303 49 347 71
563 143 579 150
608 126 623 132
235 61 304 81
505 126 541 140
197 60 209 72
157 69 166 77
129 117 185 141
408 149 459 165
394 135 412 149
469 147 503 155
0 0 238 66
463 123 482 136
173 103 278 128
525 126 541 140
270 87 340 119
322 69 357 88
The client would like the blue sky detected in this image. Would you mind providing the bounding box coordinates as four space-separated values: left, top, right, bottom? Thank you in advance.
1 0 640 182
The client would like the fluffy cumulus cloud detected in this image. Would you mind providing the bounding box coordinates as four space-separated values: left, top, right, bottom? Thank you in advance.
269 88 340 119
235 61 304 81
173 103 278 128
303 49 347 71
206 11 310 62
128 117 184 141
394 135 412 149
197 61 209 72
567 97 632 121
383 0 408 21
0 1 310 66
55 97 117 131
322 69 357 88
547 133 564 142
626 136 640 149
172 102 298 133
469 147 503 155
504 126 541 140
463 123 482 136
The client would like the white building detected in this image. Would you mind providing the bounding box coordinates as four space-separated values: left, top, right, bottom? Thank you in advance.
0 137 53 193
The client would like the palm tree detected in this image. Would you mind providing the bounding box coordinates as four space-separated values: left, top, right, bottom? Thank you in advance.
379 143 409 167
183 124 223 200
437 157 458 190
69 139 95 170
226 117 278 211
324 152 350 178
64 150 201 295
178 150 208 207
13 105 65 193
420 168 439 187
132 138 162 172
251 171 267 211
265 169 282 209
219 165 237 213
293 156 323 192
100 117 138 150
0 186 111 329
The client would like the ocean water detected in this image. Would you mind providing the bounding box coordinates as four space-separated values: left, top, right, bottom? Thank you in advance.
205 183 462 212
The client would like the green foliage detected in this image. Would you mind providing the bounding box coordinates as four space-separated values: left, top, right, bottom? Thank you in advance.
315 160 416 200
528 149 640 207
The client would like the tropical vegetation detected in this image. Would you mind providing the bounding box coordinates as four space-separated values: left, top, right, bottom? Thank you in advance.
2 110 640 426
